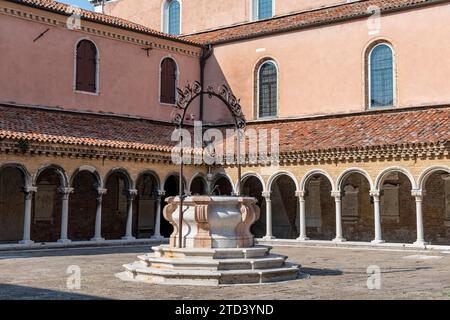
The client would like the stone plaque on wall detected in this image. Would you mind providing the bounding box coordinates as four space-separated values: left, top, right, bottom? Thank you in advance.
442 174 450 224
381 183 400 222
34 184 56 223
305 180 322 228
138 199 155 231
342 185 359 223
118 178 127 214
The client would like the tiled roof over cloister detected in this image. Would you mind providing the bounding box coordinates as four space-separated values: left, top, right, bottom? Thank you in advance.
1 104 448 156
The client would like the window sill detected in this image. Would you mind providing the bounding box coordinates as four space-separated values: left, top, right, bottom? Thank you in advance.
74 90 99 96
160 101 176 107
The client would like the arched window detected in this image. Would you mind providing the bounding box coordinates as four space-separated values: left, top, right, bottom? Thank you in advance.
368 43 395 108
75 39 98 93
254 0 273 20
160 57 177 104
164 0 181 35
258 60 278 118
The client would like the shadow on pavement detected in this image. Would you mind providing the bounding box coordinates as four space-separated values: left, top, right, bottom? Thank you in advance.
0 284 108 300
0 245 152 259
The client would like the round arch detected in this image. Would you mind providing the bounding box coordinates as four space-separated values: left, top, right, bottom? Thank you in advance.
0 162 32 187
211 173 235 195
267 171 299 192
300 169 335 192
375 166 417 191
69 165 102 188
336 168 374 192
237 172 266 193
104 168 134 190
33 164 69 188
136 170 161 191
418 166 450 190
188 172 208 194
162 172 187 191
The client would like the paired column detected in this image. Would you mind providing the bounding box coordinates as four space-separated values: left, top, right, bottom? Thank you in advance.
91 188 107 241
122 189 138 240
152 190 165 240
331 191 345 242
19 186 37 245
295 191 308 241
57 187 74 244
370 190 384 244
412 189 426 247
262 191 274 240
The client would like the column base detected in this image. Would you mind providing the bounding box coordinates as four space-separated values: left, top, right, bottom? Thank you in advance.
19 240 34 245
151 235 165 241
333 237 346 243
413 240 427 247
262 235 275 240
296 236 309 241
57 239 72 244
122 236 136 241
91 237 105 242
371 239 385 244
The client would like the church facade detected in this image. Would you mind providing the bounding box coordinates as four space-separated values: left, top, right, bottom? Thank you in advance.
0 0 449 248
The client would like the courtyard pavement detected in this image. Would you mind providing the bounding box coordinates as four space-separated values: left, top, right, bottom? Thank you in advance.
0 244 449 300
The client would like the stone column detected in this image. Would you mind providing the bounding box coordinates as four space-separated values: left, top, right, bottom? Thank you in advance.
91 188 107 241
370 190 384 244
19 186 37 245
412 189 426 247
331 191 345 242
262 191 274 240
296 191 308 241
122 189 138 240
152 190 165 240
57 187 74 244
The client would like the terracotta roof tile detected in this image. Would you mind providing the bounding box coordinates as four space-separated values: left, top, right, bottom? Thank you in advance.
5 0 203 46
182 0 449 44
246 107 450 153
0 105 179 152
0 104 448 155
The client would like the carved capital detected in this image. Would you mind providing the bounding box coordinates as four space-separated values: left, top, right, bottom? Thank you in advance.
261 191 271 199
411 189 424 198
295 191 306 198
369 190 380 198
126 189 138 199
96 188 107 195
23 186 37 194
331 191 341 199
157 190 166 197
58 187 74 195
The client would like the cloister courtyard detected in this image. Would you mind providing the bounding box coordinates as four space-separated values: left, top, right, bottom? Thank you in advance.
1 243 449 300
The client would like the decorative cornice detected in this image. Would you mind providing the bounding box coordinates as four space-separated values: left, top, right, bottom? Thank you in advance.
0 3 201 58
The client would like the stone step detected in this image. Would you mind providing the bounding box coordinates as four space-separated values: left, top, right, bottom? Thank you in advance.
219 264 300 285
151 245 272 260
122 262 300 286
137 254 287 271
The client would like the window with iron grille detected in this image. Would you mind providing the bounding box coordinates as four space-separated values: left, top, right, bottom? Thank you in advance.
258 0 273 20
160 58 177 104
258 61 277 118
168 0 181 35
75 40 97 93
369 44 394 108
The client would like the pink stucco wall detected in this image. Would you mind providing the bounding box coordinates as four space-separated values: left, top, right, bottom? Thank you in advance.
0 3 201 123
103 0 348 35
205 2 450 120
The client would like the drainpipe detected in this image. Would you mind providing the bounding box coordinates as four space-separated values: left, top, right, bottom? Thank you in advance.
199 44 213 122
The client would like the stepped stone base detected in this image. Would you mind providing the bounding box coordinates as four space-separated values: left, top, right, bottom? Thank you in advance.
118 245 301 286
